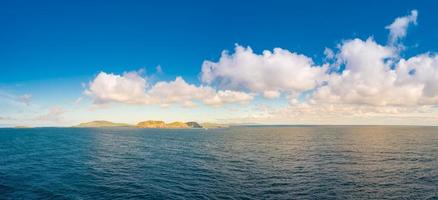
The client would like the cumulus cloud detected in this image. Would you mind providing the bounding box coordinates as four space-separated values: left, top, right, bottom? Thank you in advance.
199 9 437 121
314 38 419 106
304 9 438 123
85 71 150 104
313 37 438 107
83 9 438 124
386 9 418 45
147 77 253 106
396 53 438 104
324 48 335 60
201 45 327 98
262 90 281 99
85 71 253 107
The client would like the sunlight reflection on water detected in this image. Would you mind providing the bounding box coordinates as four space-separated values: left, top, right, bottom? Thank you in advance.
0 126 437 199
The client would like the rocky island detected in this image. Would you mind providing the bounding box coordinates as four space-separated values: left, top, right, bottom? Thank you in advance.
136 120 167 128
75 120 227 129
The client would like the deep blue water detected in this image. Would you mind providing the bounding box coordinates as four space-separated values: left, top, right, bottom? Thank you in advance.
0 126 437 199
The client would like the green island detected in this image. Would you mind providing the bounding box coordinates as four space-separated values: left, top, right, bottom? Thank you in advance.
75 120 228 129
74 121 132 127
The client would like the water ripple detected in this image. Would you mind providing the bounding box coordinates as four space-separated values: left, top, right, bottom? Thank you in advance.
0 126 437 199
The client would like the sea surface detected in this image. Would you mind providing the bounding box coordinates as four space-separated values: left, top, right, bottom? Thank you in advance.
0 126 437 199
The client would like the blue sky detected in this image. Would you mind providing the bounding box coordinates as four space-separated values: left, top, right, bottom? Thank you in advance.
1 0 438 126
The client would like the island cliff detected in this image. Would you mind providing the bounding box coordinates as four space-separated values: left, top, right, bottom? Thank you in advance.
136 120 166 128
186 122 202 128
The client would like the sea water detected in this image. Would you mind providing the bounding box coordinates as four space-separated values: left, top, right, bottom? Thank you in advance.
0 126 437 199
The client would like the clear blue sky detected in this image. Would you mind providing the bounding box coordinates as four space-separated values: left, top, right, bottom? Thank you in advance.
1 0 438 126
2 0 437 82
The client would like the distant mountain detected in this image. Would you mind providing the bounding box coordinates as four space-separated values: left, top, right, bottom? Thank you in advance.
201 123 229 128
165 121 189 128
136 121 204 128
136 120 166 128
76 120 228 129
75 121 132 127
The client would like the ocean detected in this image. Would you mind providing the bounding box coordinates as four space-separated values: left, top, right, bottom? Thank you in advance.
0 126 437 199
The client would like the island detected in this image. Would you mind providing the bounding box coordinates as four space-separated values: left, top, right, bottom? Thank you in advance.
186 122 202 128
136 120 167 128
200 122 229 128
75 121 132 128
75 120 228 129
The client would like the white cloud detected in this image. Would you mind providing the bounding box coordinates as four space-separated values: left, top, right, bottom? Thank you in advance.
203 9 437 124
85 71 151 104
324 48 335 60
18 94 32 105
82 9 438 124
0 116 14 120
201 45 327 98
74 97 83 105
35 107 66 122
314 38 418 106
386 9 418 45
155 65 163 74
263 90 281 99
85 72 253 107
228 102 438 125
396 53 438 104
313 38 438 107
147 76 253 106
0 91 32 105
